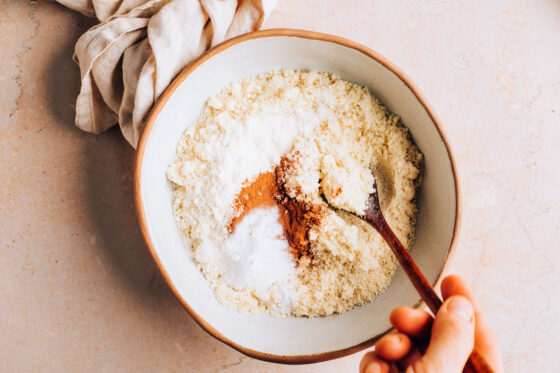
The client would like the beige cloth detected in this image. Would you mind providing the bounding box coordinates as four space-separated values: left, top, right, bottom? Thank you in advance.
56 0 277 147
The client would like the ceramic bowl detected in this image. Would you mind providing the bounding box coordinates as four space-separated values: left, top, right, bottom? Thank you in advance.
135 29 459 364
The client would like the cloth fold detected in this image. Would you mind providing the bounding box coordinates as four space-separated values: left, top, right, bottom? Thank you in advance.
56 0 277 147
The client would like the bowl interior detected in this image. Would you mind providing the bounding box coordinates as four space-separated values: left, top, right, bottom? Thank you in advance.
137 33 456 359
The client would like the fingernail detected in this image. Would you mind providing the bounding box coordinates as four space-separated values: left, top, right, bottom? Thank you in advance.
447 296 474 321
365 361 381 373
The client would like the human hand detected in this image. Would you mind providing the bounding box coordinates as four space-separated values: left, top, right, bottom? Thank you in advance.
359 275 502 373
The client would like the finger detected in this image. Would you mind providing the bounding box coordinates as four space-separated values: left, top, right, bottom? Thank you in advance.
412 296 475 372
395 344 422 371
441 275 503 372
374 332 412 362
389 306 433 339
359 351 391 373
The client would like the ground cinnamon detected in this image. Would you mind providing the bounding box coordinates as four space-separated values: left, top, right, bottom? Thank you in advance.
229 157 324 263
229 172 278 230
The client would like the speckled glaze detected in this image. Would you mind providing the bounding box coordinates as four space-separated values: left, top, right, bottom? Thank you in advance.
1 1 559 371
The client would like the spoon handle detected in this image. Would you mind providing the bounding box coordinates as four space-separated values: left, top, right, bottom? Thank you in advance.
374 220 442 313
372 219 495 373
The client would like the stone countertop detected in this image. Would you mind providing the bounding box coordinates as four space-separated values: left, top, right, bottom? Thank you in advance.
1 1 558 371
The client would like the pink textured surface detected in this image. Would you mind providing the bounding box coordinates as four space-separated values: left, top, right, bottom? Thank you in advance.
1 0 559 371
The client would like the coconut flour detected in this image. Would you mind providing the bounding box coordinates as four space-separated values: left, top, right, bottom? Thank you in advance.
167 70 423 316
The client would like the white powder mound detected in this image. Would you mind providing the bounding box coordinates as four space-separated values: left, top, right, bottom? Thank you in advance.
167 70 423 316
221 207 296 294
221 207 297 313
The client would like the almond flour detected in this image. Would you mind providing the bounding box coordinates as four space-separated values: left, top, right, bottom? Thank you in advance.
167 70 423 316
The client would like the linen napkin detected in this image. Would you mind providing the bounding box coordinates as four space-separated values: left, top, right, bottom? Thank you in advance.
56 0 277 147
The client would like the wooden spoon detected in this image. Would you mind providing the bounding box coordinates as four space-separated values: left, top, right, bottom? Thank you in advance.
324 178 494 373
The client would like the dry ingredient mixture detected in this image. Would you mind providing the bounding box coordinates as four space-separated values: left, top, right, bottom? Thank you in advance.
167 70 423 316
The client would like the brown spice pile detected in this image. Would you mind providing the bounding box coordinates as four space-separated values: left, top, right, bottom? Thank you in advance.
229 157 324 263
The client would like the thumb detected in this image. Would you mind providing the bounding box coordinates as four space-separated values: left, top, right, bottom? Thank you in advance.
415 296 475 373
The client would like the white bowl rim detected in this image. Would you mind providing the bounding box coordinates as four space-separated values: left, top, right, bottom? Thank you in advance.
134 28 461 365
